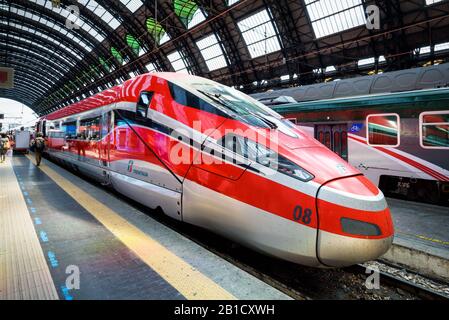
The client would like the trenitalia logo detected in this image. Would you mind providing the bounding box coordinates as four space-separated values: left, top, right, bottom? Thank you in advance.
127 160 134 173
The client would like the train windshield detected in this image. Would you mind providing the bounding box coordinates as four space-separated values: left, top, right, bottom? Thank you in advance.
192 82 281 119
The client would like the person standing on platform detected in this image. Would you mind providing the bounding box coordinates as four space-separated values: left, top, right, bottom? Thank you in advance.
0 133 10 163
31 133 46 167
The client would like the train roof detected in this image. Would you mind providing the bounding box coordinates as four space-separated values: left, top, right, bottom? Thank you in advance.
43 73 210 121
253 63 449 104
271 86 449 114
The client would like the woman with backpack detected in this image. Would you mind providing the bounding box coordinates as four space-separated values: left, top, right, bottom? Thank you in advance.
30 133 46 166
0 133 10 163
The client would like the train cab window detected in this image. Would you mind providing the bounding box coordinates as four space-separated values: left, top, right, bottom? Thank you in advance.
367 113 400 147
136 92 154 119
79 117 101 140
420 111 449 149
168 82 228 118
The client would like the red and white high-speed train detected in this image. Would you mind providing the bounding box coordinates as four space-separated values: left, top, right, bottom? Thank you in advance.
36 73 394 267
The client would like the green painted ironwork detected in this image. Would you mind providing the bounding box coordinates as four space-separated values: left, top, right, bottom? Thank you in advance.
146 18 166 45
99 57 111 72
111 47 124 64
174 0 198 27
126 34 141 56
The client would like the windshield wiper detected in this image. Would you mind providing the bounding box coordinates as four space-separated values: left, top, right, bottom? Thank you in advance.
197 90 237 113
252 113 278 129
198 89 278 129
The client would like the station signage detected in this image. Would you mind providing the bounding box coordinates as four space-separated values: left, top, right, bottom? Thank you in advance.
0 67 14 89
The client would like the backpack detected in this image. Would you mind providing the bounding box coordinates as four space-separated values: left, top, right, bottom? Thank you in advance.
0 138 8 151
35 138 45 152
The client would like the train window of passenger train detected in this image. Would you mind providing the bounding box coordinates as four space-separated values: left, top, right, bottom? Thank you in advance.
136 92 154 119
318 131 324 144
334 131 341 155
341 131 348 160
62 121 77 139
79 117 101 141
324 132 331 149
420 111 449 149
367 113 400 147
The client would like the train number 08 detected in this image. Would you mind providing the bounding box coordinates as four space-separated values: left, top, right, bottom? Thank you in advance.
293 206 312 225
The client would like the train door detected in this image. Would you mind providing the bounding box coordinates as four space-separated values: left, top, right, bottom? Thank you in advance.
100 111 112 167
315 124 348 161
110 92 183 221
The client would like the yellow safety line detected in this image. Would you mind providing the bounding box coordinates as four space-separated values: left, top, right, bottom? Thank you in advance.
396 230 449 247
26 155 236 300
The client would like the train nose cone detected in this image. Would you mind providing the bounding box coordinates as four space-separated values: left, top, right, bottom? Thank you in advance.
316 175 394 267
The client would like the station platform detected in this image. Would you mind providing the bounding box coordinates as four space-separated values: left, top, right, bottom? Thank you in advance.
383 198 449 283
0 155 290 300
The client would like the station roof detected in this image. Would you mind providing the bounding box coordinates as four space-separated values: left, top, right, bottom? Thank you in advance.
1 0 449 115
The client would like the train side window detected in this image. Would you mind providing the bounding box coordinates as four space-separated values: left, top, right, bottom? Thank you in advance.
420 111 449 149
318 131 324 144
334 131 341 155
341 131 348 160
79 117 101 140
136 92 154 119
324 132 331 149
62 121 77 139
367 113 400 147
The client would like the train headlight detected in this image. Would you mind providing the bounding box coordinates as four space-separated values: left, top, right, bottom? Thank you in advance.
221 134 315 182
261 153 314 182
340 218 382 236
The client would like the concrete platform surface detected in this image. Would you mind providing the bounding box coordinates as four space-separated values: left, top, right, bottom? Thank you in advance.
383 198 449 283
1 155 290 300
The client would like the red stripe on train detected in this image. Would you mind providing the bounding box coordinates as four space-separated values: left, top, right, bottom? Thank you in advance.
349 135 449 182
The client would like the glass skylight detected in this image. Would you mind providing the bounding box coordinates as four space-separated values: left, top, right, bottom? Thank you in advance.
78 0 121 30
426 0 444 5
304 0 366 38
196 34 228 71
119 0 144 13
227 0 240 6
30 0 106 42
145 63 157 72
7 43 70 74
3 6 94 52
237 9 282 58
167 51 190 74
2 21 83 61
